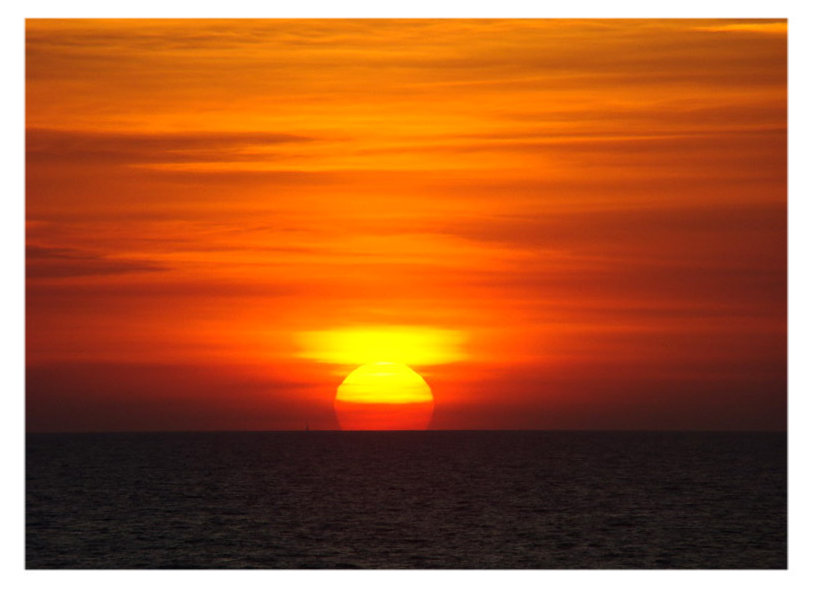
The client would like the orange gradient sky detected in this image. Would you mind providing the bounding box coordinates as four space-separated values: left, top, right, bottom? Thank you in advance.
26 19 786 431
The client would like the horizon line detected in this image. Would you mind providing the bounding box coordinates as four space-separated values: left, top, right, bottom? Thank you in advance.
25 427 788 435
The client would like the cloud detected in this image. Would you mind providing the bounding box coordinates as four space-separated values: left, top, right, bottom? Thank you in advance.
439 200 786 256
696 22 787 35
27 244 167 278
26 128 318 166
427 200 786 314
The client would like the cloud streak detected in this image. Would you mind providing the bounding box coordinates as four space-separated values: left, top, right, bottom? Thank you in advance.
27 245 167 278
27 128 319 166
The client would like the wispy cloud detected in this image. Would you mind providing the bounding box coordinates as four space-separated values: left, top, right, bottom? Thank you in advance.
26 128 319 166
696 22 787 35
27 244 167 278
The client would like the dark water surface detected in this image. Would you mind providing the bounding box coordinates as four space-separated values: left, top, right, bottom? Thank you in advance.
26 431 786 568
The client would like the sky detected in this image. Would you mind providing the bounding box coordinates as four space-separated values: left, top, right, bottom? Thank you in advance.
25 18 787 432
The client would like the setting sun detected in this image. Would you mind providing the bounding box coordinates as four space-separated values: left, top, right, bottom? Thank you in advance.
335 362 434 430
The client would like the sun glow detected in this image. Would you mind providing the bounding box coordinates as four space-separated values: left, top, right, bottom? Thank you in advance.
298 327 459 430
334 362 434 430
298 327 465 366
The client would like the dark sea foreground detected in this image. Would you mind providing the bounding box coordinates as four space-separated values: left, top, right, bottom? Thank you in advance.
26 430 786 569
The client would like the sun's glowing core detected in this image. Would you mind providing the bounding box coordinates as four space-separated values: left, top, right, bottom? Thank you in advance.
334 362 434 430
336 362 433 404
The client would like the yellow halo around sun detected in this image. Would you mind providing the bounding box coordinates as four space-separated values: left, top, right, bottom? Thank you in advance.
298 327 465 366
334 362 434 430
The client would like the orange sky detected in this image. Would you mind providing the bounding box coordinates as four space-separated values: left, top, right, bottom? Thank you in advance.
25 19 787 432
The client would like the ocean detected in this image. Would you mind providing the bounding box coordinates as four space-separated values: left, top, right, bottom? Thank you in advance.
26 430 786 568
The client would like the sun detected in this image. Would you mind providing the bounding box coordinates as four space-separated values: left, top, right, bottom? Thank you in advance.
334 362 434 430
